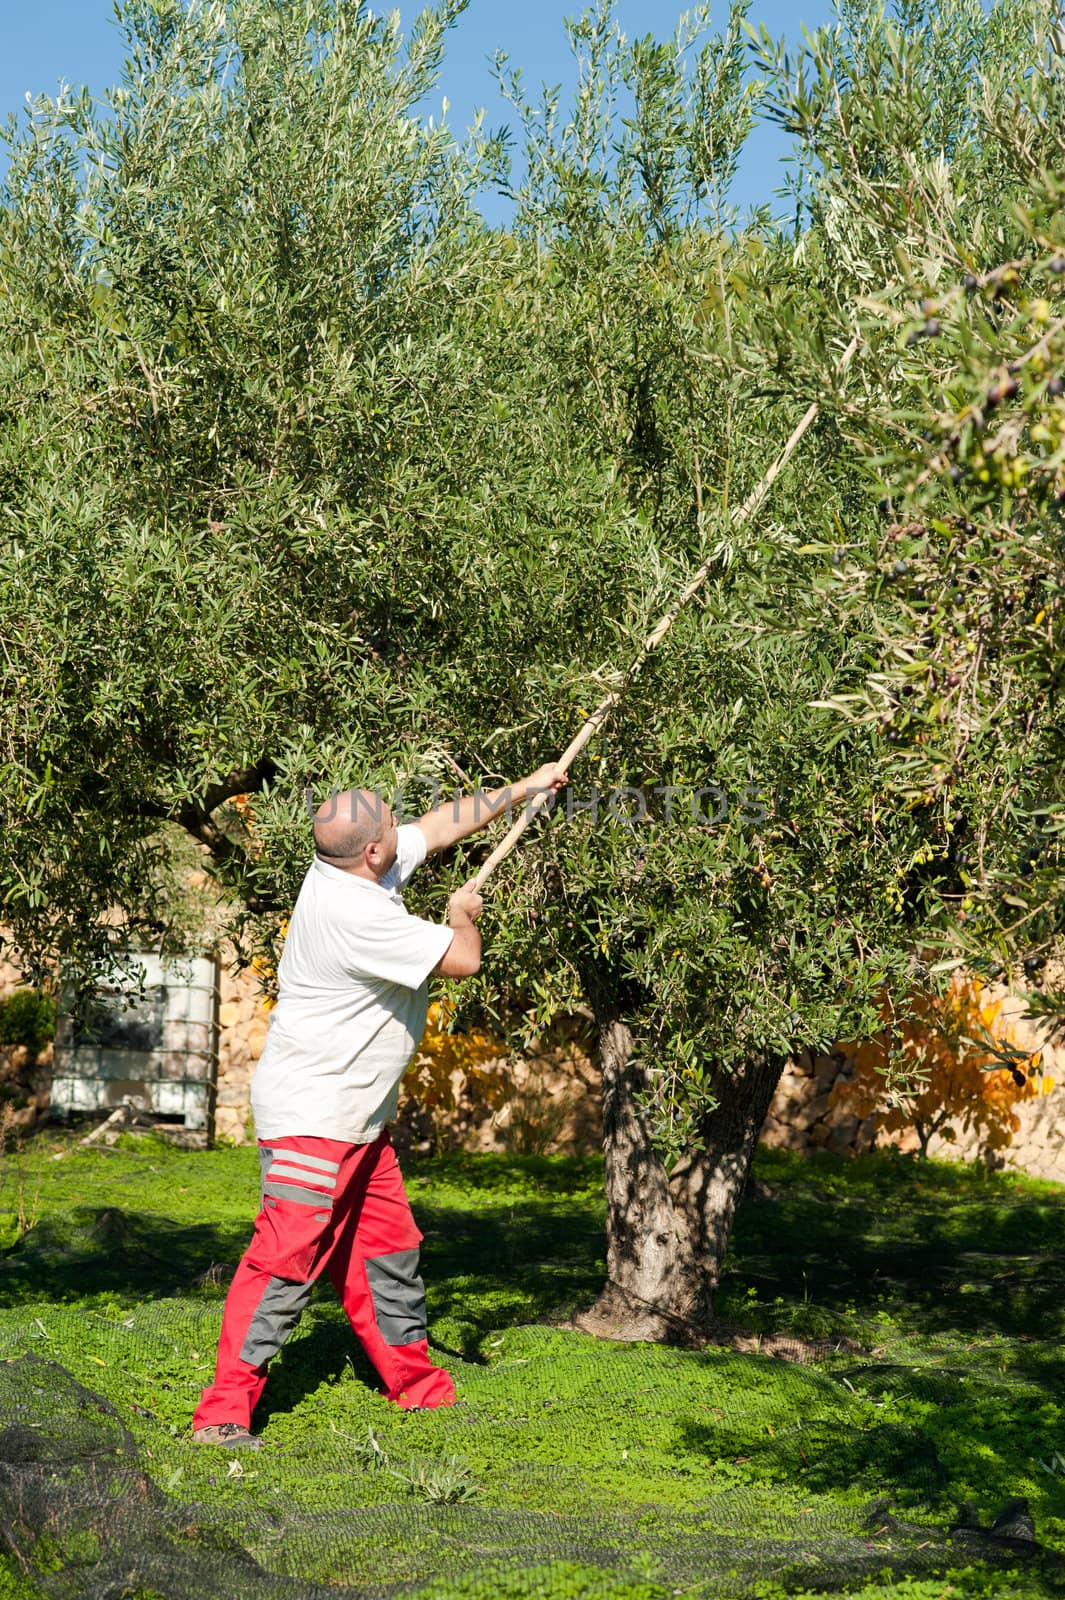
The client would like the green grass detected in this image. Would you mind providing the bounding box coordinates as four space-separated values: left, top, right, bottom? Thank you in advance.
0 1135 1063 1598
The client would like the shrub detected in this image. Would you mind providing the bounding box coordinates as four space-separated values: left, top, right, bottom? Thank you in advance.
832 977 1050 1158
0 991 56 1058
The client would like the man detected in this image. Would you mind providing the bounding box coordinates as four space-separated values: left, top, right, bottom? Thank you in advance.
192 764 567 1448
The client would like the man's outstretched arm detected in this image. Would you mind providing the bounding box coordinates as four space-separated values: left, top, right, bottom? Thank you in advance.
414 764 568 857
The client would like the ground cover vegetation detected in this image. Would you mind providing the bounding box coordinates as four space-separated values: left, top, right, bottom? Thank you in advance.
0 1135 1064 1597
0 0 1062 1413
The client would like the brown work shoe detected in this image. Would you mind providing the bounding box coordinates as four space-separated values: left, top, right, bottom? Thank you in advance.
192 1422 262 1450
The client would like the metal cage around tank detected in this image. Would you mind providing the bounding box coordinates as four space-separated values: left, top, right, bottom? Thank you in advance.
50 953 220 1134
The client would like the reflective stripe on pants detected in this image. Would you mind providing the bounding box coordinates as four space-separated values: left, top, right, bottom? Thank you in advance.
193 1131 455 1428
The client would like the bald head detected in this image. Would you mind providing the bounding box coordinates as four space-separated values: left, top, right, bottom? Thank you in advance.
313 788 389 863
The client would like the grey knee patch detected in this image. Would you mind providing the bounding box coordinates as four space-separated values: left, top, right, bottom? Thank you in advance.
263 1180 334 1209
240 1275 315 1366
365 1249 427 1346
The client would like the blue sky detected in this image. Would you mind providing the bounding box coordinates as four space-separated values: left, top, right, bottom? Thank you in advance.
0 1 831 223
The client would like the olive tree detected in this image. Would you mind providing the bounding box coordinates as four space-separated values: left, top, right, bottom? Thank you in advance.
1 0 1050 1342
0 0 496 978
750 0 1065 1027
414 4 1000 1338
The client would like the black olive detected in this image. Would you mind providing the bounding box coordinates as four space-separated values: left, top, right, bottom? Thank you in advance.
987 377 1019 405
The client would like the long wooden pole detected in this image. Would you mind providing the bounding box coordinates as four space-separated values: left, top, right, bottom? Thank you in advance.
472 336 860 892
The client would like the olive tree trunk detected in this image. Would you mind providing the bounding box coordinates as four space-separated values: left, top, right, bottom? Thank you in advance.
575 1007 784 1344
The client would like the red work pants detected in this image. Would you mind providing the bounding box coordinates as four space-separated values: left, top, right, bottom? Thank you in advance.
194 1131 454 1428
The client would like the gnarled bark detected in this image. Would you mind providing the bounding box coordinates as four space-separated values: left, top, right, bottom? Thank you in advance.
575 1006 784 1344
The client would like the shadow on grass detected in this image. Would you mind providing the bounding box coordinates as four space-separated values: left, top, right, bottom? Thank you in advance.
681 1404 949 1500
730 1148 1065 1348
5 1147 1065 1463
5 1148 1065 1346
0 1206 249 1305
0 1194 603 1320
0 1170 605 1416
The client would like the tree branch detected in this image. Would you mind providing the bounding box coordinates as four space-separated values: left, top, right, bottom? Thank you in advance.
171 758 281 914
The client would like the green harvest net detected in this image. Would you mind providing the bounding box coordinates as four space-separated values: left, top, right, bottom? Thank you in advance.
1 1310 1062 1598
0 1149 1063 1599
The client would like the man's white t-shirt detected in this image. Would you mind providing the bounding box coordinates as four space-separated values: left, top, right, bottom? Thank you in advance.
251 826 454 1144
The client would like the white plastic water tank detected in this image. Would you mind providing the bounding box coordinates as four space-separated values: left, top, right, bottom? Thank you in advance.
51 954 219 1132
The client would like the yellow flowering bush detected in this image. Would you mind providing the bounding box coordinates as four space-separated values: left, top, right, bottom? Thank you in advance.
832 977 1051 1158
402 1001 507 1137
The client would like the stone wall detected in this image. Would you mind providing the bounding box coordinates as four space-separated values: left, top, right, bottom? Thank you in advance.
398 1016 603 1158
209 974 605 1156
923 987 1065 1182
760 1048 878 1158
760 984 1065 1183
458 1039 603 1156
213 960 271 1144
